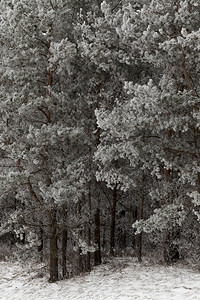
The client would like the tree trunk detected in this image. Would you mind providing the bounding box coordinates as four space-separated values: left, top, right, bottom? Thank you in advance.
86 181 92 271
163 229 170 264
61 206 67 278
94 204 101 265
87 226 91 271
49 208 58 283
163 129 171 263
78 198 85 274
38 223 44 262
94 99 101 266
110 186 117 256
62 229 67 278
138 170 145 262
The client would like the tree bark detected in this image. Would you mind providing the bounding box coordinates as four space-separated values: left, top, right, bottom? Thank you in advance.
38 223 44 262
86 184 92 271
110 186 117 256
138 170 144 262
94 204 101 265
49 208 58 282
163 129 171 264
61 206 67 278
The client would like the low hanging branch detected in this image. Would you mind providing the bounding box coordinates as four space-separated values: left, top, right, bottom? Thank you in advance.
27 179 42 205
181 52 194 94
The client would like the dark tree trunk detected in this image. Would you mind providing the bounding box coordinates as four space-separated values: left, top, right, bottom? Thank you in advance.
86 184 92 271
138 170 145 262
77 198 85 274
138 234 143 262
163 229 170 264
62 230 67 277
49 208 58 283
132 206 138 248
110 186 117 256
38 223 44 262
163 130 171 264
87 226 91 271
62 206 67 278
94 205 101 265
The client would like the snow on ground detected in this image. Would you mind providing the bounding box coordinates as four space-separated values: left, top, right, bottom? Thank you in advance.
0 257 200 300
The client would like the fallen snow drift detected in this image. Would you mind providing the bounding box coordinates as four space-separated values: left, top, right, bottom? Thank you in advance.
0 258 200 300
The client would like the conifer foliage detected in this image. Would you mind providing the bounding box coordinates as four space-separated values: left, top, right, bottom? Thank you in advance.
0 0 200 281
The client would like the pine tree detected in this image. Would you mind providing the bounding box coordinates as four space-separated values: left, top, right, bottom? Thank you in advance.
93 0 200 261
0 0 87 281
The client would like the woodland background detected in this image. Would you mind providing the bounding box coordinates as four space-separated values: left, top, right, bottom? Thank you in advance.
0 0 200 282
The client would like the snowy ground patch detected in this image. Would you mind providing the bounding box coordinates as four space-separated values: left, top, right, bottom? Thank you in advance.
0 257 200 300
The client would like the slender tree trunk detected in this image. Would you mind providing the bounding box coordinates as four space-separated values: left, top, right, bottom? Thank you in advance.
87 226 92 271
87 119 92 271
62 229 67 278
138 170 145 262
38 223 44 262
49 208 58 283
110 186 117 256
87 184 92 271
94 111 101 265
94 203 101 265
88 84 104 266
61 206 67 278
78 198 85 273
163 129 171 264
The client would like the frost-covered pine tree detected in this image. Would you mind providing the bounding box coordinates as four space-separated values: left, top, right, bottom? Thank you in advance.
77 1 142 257
93 0 200 261
0 0 90 281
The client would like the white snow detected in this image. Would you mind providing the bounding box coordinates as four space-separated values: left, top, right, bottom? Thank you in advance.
0 257 200 300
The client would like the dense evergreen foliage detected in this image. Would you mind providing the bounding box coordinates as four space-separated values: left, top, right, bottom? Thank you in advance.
0 0 200 281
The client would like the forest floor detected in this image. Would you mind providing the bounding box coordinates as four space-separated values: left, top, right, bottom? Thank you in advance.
0 256 200 300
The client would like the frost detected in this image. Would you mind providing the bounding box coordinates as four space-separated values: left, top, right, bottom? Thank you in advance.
132 205 186 234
